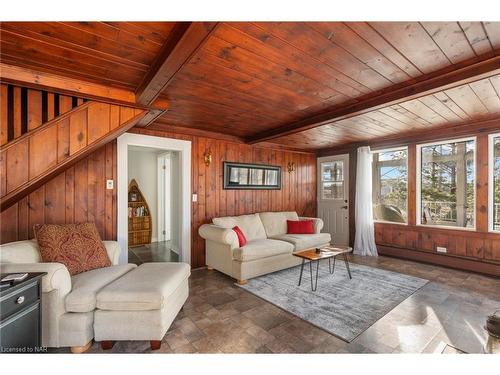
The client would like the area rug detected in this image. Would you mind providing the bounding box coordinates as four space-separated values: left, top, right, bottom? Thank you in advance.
237 261 429 342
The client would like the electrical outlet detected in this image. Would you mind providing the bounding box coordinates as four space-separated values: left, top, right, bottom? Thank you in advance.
436 246 447 253
106 179 114 190
192 193 198 202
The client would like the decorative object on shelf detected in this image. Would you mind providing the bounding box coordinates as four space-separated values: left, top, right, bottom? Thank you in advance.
223 162 281 190
127 179 152 247
203 150 212 166
287 161 296 173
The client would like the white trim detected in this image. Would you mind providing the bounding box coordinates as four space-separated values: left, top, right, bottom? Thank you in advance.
373 220 408 226
488 133 500 233
371 146 409 225
416 136 476 230
118 133 191 265
157 152 172 242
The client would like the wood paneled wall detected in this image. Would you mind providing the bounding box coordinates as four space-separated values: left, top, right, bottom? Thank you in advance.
0 84 145 212
130 127 317 268
0 142 117 243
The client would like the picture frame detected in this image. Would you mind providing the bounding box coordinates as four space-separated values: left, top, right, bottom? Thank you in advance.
223 162 281 190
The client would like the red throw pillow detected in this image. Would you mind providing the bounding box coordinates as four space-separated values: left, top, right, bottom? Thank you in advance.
287 220 315 234
232 226 247 247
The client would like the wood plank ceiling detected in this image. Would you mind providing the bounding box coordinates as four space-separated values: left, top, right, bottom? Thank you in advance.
0 22 178 90
1 21 499 150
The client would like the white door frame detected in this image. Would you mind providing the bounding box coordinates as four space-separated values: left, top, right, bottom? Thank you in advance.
117 133 191 265
157 152 172 242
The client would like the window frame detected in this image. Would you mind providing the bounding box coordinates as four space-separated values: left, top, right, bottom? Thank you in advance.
319 159 346 201
488 132 500 233
371 146 409 225
416 136 477 231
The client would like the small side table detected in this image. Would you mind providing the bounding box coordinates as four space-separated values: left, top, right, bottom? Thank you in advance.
0 273 46 352
293 245 353 291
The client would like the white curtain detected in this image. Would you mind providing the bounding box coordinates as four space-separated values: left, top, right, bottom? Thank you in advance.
354 146 378 256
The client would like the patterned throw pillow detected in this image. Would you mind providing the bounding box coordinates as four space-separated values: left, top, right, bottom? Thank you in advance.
34 223 111 275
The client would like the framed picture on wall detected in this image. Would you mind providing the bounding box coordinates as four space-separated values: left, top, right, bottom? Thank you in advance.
223 162 281 190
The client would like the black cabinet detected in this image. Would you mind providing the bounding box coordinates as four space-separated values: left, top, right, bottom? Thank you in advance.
0 273 45 353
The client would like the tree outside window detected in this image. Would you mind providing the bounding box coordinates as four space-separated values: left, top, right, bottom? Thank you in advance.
419 139 475 228
372 148 408 223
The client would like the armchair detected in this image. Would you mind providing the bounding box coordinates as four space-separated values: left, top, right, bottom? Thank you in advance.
0 239 125 352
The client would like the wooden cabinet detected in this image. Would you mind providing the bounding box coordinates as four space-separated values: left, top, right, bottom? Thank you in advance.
128 179 152 247
0 273 45 352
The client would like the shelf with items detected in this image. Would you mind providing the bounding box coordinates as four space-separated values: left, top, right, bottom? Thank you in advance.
127 179 152 247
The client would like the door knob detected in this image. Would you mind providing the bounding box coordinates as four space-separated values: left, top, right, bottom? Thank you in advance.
341 205 348 209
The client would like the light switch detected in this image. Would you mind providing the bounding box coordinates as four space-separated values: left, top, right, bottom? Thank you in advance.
106 179 114 190
192 193 198 202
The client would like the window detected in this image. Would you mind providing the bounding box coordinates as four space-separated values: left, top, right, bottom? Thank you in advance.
418 138 475 229
320 160 344 199
372 148 408 223
490 134 500 232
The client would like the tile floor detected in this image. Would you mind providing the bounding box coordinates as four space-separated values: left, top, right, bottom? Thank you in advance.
128 241 179 265
57 255 500 354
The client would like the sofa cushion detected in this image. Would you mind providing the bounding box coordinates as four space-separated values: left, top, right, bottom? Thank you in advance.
34 223 111 275
96 262 191 311
271 233 332 252
65 264 136 313
213 213 267 241
258 211 299 237
232 239 294 262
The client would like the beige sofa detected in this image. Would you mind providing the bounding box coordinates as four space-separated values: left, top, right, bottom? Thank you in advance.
0 239 189 353
199 211 331 284
0 239 128 352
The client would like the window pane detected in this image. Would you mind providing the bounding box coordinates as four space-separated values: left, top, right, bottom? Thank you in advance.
494 137 500 231
372 149 408 223
420 140 475 228
322 182 344 200
321 161 343 182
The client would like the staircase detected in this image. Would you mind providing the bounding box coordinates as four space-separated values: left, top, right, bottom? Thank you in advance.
0 84 146 211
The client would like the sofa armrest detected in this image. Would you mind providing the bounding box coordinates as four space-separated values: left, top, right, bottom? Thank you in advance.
103 241 121 265
199 224 238 248
0 262 71 295
299 217 324 234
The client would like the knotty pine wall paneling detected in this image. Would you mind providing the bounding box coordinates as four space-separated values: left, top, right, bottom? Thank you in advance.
0 141 117 243
130 127 317 268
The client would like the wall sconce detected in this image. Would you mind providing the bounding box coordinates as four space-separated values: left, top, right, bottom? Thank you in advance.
203 151 212 166
287 162 296 173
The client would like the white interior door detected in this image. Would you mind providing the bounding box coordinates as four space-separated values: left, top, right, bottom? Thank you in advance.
317 154 349 245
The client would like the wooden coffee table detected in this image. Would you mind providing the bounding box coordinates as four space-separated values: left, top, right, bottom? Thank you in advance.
293 245 353 291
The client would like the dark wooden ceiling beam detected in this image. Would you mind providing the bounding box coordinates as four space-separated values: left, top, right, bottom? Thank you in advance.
135 22 218 106
246 55 500 144
134 22 218 127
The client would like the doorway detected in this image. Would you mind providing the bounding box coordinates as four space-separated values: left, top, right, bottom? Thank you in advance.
126 146 181 265
317 154 350 245
117 133 191 265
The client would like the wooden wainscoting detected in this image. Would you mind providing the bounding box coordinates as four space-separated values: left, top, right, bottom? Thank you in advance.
130 127 317 268
375 223 500 276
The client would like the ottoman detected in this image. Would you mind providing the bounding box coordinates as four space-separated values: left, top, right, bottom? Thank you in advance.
93 262 190 350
